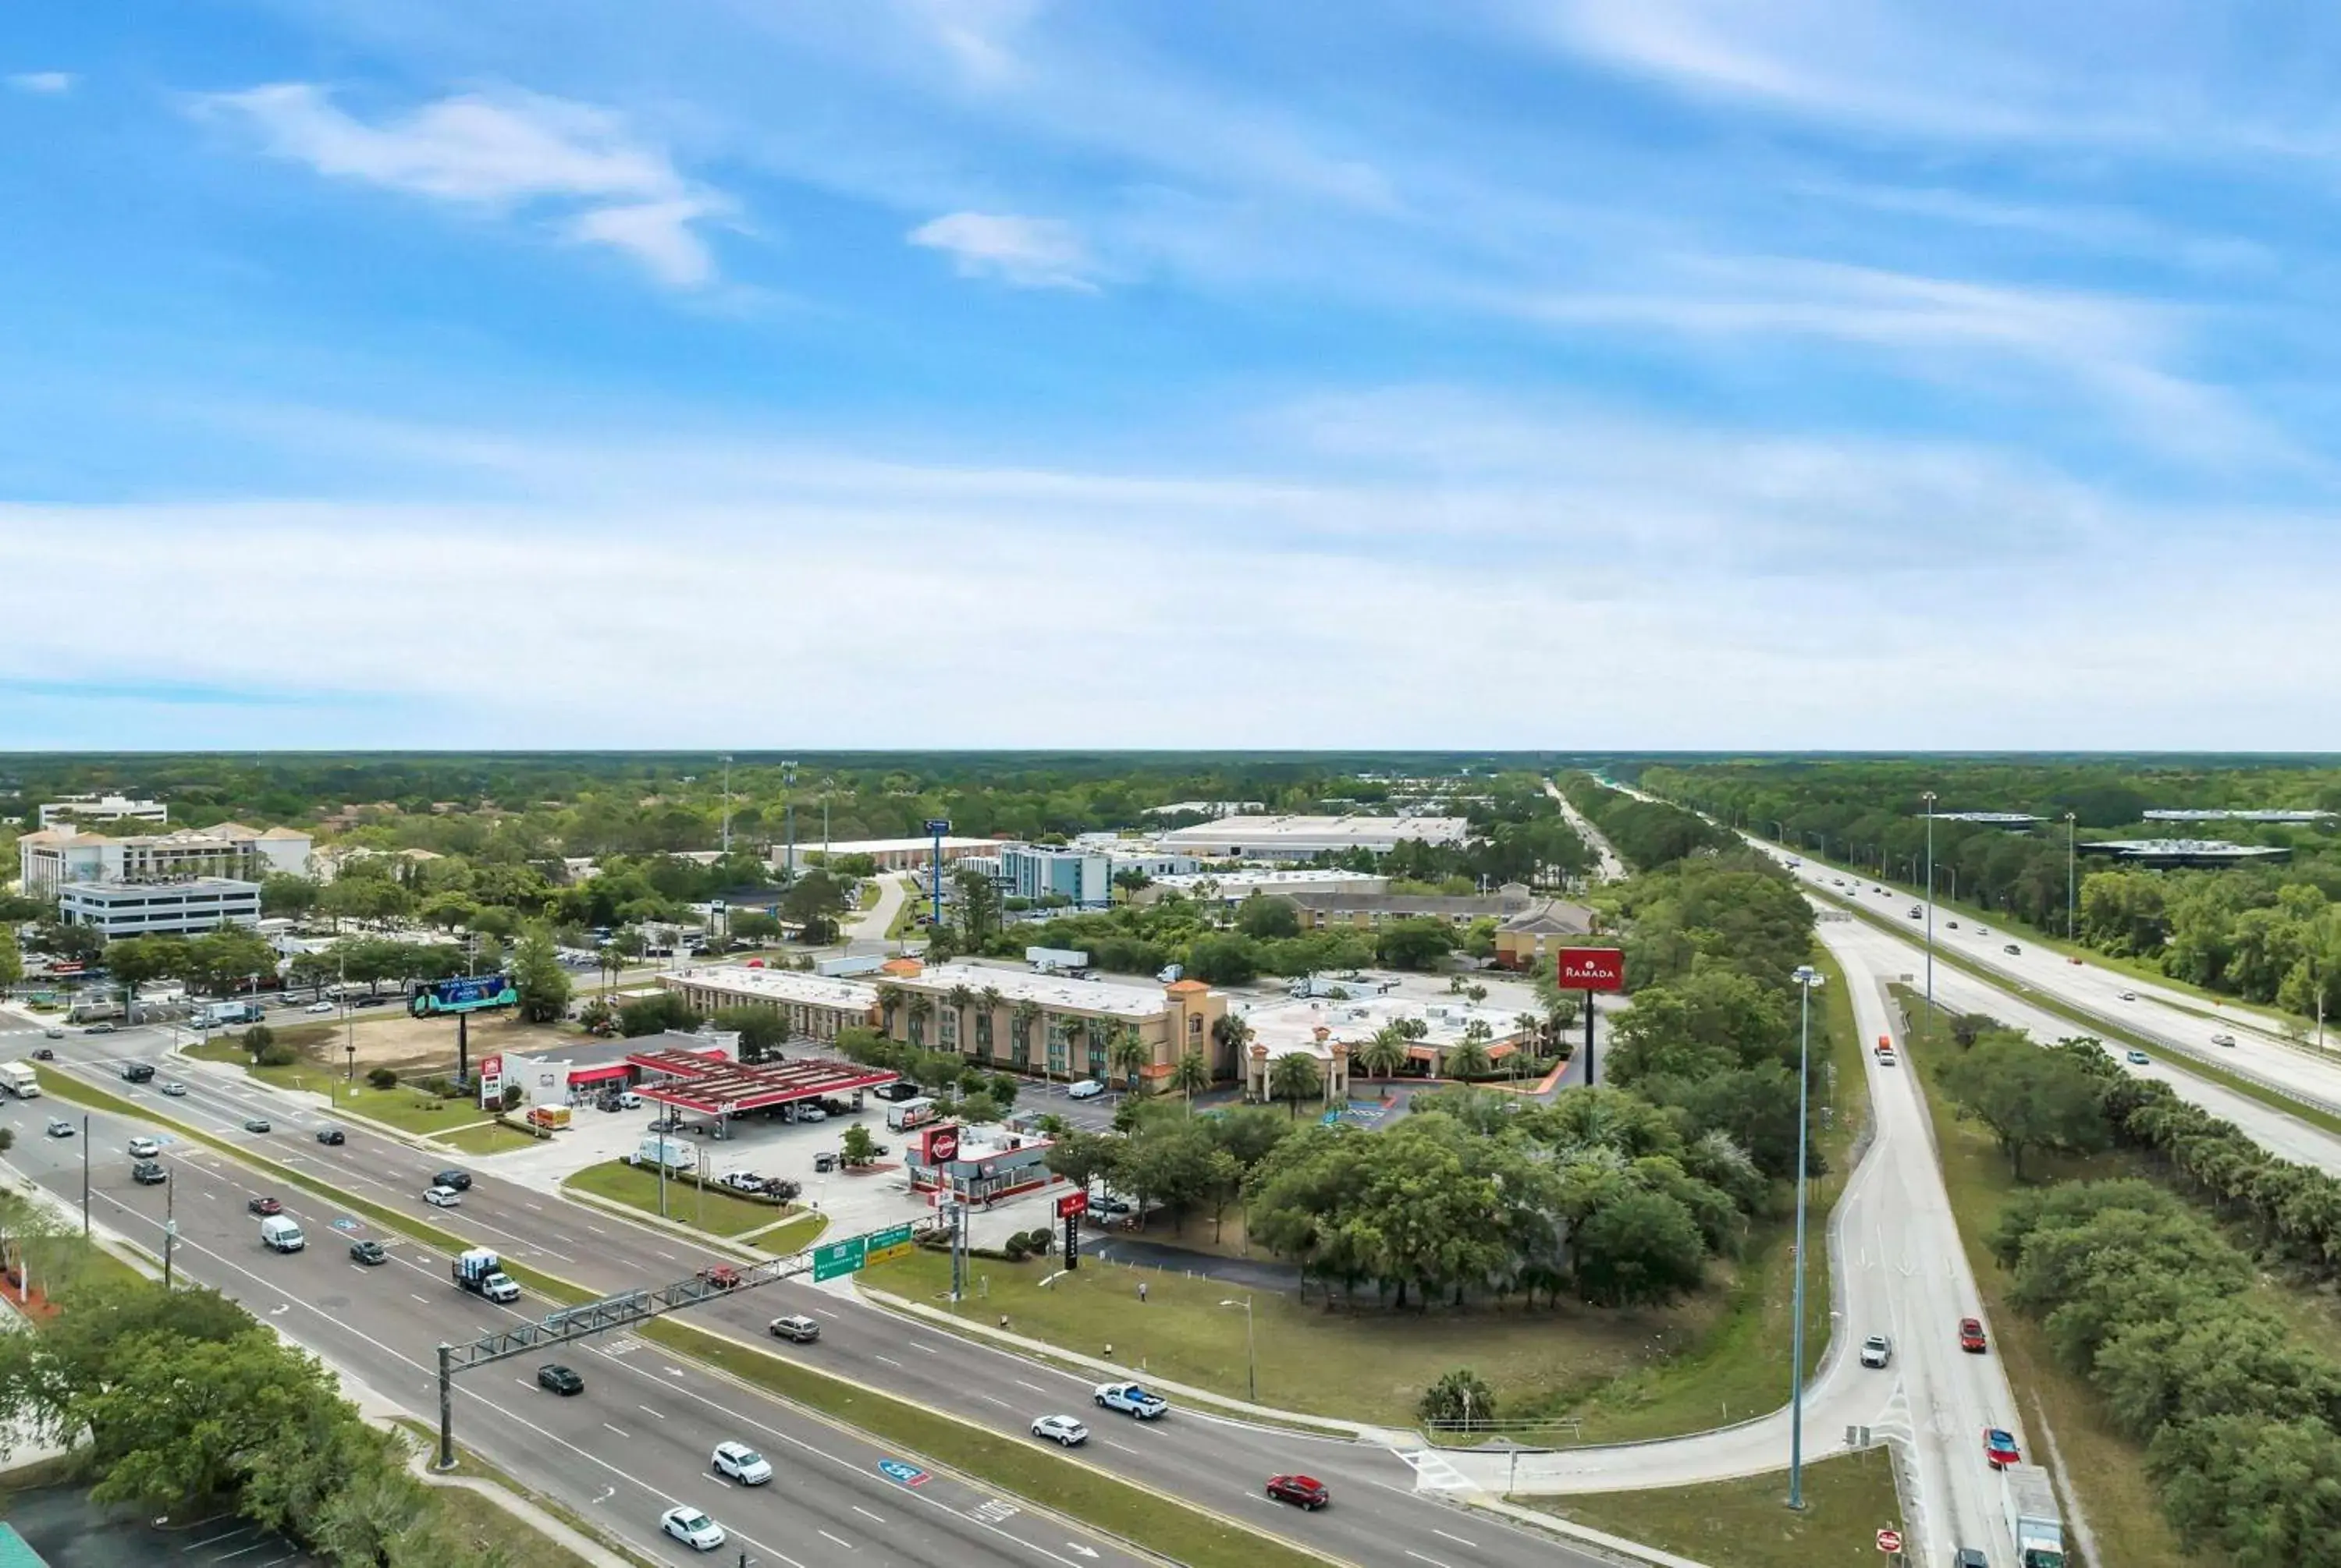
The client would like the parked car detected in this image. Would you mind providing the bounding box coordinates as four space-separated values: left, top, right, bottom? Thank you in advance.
659 1507 724 1552
795 1105 828 1123
350 1239 388 1265
247 1195 282 1216
616 1091 642 1109
1860 1334 1892 1369
1952 1550 1988 1568
131 1161 167 1185
1030 1414 1089 1447
1093 1382 1168 1419
1959 1318 1988 1353
1067 1080 1105 1100
424 1185 463 1208
769 1315 820 1344
537 1364 584 1396
432 1169 473 1191
1983 1427 2022 1470
243 1117 272 1133
710 1441 772 1485
812 1152 838 1173
315 1126 346 1145
1266 1474 1330 1510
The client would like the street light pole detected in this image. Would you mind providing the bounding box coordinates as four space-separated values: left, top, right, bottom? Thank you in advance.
719 754 734 857
2065 811 2078 941
783 761 800 882
1920 792 1938 1021
163 1169 177 1289
1786 964 1824 1511
80 1114 91 1236
1221 1297 1257 1403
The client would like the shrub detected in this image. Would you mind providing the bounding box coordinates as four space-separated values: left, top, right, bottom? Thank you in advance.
255 1041 299 1068
1003 1236 1032 1261
366 1066 398 1090
241 1023 275 1055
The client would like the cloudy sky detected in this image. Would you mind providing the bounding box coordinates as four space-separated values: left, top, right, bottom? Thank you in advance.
4 2 2336 750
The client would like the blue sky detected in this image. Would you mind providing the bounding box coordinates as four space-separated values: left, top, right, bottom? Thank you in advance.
4 1 2336 750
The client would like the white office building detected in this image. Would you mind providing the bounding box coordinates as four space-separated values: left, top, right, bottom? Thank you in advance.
996 844 1200 908
17 821 312 898
37 793 172 829
1153 814 1472 860
58 878 263 937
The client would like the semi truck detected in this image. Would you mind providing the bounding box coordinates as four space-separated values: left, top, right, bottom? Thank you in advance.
2002 1463 2066 1568
453 1247 521 1303
0 1062 39 1098
1026 947 1091 977
815 953 886 978
199 999 265 1028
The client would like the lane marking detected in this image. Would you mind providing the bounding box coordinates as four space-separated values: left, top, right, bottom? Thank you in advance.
851 1506 886 1524
819 1531 855 1550
1405 1553 1455 1568
638 1404 666 1420
602 1423 629 1438
872 1354 904 1368
1433 1528 1477 1548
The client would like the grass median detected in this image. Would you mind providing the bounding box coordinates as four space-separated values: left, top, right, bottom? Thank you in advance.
643 1317 1340 1568
563 1158 812 1238
389 1417 648 1568
1514 1448 1901 1568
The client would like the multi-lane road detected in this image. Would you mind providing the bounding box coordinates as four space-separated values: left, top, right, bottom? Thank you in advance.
0 1016 1618 1568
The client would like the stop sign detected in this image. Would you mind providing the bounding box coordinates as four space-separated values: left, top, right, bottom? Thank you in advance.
1876 1527 1903 1553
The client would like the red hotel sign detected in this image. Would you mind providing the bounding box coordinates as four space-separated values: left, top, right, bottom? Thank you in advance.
1558 948 1626 992
1056 1190 1089 1219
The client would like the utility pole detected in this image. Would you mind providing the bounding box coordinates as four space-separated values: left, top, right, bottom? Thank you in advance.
949 1199 968 1302
1786 964 1824 1510
80 1115 91 1236
1920 792 1937 1020
2065 811 2078 940
783 761 799 882
163 1172 177 1289
719 755 734 857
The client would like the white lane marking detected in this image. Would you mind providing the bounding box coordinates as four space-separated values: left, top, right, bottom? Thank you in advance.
851 1506 886 1524
1406 1554 1455 1568
979 1395 1013 1409
872 1354 904 1368
818 1531 854 1550
638 1405 666 1419
910 1340 940 1355
1101 1439 1139 1454
410 1294 428 1303
603 1423 629 1438
1014 1379 1049 1394
1433 1528 1477 1547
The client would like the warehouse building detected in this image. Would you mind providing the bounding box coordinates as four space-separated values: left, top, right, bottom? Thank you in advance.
1153 814 1472 860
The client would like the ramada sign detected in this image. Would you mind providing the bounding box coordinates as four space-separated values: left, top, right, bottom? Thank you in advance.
1558 948 1626 992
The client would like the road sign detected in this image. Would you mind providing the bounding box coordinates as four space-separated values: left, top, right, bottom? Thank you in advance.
1875 1527 1902 1553
1558 947 1626 992
865 1222 916 1266
1056 1190 1088 1219
878 1457 929 1487
812 1235 869 1282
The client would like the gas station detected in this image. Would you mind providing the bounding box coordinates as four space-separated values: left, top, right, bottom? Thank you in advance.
624 1046 901 1132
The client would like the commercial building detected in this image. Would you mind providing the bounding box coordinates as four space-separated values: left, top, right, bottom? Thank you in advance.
17 821 313 898
312 844 444 882
1134 867 1387 906
1142 800 1266 819
793 836 996 873
656 967 881 1041
903 1121 1055 1205
36 793 170 829
1281 884 1592 938
879 962 1228 1085
2144 809 2336 823
1153 814 1472 860
995 843 1200 908
56 878 262 938
2075 839 2293 868
1234 993 1535 1102
1492 904 1600 971
1927 812 2044 825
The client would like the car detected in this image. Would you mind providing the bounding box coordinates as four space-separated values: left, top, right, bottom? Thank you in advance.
812 1152 838 1173
243 1117 272 1133
2003 944 2022 956
1067 1080 1106 1100
44 1119 73 1139
159 1081 186 1097
131 1161 167 1185
248 1195 282 1215
659 1507 725 1552
795 1105 827 1123
122 1062 155 1083
82 1023 115 1034
30 1048 53 1062
1946 920 1959 929
1266 1474 1330 1510
769 1314 820 1344
1984 1427 2022 1470
424 1185 462 1208
2211 1032 2237 1048
1860 1334 1892 1368
2119 990 2139 1001
616 1091 642 1109
1907 906 1923 920
536 1364 584 1396
432 1169 473 1191
700 1264 742 1290
647 1116 684 1133
350 1238 389 1265
1952 1551 1989 1568
353 995 389 1008
127 1136 161 1159
305 1001 334 1013
315 1126 346 1145
1093 1381 1168 1419
1977 925 1991 935
2126 1049 2151 1066
41 1027 63 1040
1959 1318 1988 1353
1030 1414 1089 1447
710 1441 773 1485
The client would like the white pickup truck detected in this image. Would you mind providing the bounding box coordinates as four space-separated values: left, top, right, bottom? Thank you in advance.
1092 1382 1169 1420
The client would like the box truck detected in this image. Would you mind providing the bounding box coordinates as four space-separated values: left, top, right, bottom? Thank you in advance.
2002 1463 2066 1568
0 1062 39 1098
886 1096 940 1132
1026 947 1090 977
630 1135 694 1173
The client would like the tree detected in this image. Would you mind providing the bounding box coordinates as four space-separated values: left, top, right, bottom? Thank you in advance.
951 867 1002 948
1211 1011 1254 1078
617 993 700 1037
946 983 977 1056
840 1123 877 1168
713 1007 789 1065
1941 1036 2110 1180
184 928 280 998
105 936 187 1018
729 911 781 943
1109 1025 1151 1092
1169 1048 1211 1112
509 928 570 1023
1268 1052 1323 1117
1234 895 1301 941
258 873 320 920
1043 1130 1121 1194
1572 1190 1708 1306
1442 1038 1491 1080
1186 932 1262 985
0 926 19 989
1377 917 1457 971
1417 1368 1495 1428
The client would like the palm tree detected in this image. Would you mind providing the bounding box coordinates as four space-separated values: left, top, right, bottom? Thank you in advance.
1268 1052 1323 1118
1060 1016 1089 1081
946 983 976 1057
905 994 933 1047
1355 1025 1409 1087
979 984 1004 1061
1109 1025 1151 1094
1169 1048 1210 1114
1445 1037 1493 1081
1011 999 1041 1070
1210 1012 1254 1079
876 982 904 1035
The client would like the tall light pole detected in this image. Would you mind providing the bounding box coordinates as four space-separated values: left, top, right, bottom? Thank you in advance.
1920 792 1937 1020
1786 963 1824 1511
2064 811 2077 941
783 761 800 882
719 755 734 857
1220 1297 1257 1403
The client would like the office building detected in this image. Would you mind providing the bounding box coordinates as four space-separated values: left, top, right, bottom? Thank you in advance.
1153 814 1472 860
37 793 171 829
996 843 1199 908
17 821 313 898
791 836 997 873
57 878 262 938
656 967 882 1041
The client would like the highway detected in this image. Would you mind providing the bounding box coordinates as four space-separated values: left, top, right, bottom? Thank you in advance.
2 1017 1621 1568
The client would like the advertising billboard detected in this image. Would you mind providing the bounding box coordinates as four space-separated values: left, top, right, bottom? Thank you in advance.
1558 947 1627 992
409 973 520 1018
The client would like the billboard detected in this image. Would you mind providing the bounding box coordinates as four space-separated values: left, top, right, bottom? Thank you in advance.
924 1126 961 1165
409 973 519 1018
1558 947 1627 993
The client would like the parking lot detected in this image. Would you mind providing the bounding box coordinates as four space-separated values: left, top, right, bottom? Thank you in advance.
2 1488 319 1567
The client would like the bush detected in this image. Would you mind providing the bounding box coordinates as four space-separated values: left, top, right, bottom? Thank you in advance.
241 1023 275 1055
255 1041 299 1068
366 1066 398 1090
1003 1236 1032 1261
1024 1228 1057 1254
1417 1368 1495 1427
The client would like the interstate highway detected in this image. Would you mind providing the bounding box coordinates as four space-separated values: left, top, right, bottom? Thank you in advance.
27 1028 1618 1568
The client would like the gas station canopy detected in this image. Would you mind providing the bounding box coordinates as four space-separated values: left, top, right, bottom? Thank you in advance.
625 1048 901 1117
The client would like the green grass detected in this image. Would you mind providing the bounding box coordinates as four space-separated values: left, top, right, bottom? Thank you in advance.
179 1038 498 1137
389 1418 646 1568
751 1211 830 1254
1897 988 2211 1568
886 878 923 941
1516 1449 1903 1568
641 1318 1337 1568
562 1159 808 1238
857 880 882 911
437 1119 552 1156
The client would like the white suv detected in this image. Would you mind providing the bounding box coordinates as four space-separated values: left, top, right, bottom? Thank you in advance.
710 1441 772 1485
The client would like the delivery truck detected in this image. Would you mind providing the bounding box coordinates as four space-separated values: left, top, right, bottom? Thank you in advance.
1026 947 1090 977
2002 1463 2066 1568
453 1247 521 1303
629 1135 694 1173
200 999 266 1028
0 1062 40 1098
886 1095 940 1132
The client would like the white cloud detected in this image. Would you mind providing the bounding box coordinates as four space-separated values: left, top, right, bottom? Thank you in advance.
7 72 76 94
908 211 1098 290
200 83 728 286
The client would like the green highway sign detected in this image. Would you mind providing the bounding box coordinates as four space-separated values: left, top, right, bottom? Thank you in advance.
865 1222 915 1265
812 1236 868 1282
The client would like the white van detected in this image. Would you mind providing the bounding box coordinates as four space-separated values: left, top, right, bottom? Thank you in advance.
260 1215 306 1253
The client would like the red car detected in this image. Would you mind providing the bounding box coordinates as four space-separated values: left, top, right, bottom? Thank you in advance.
247 1196 283 1216
1984 1428 2022 1470
701 1264 742 1291
1959 1317 1988 1354
1266 1475 1329 1511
